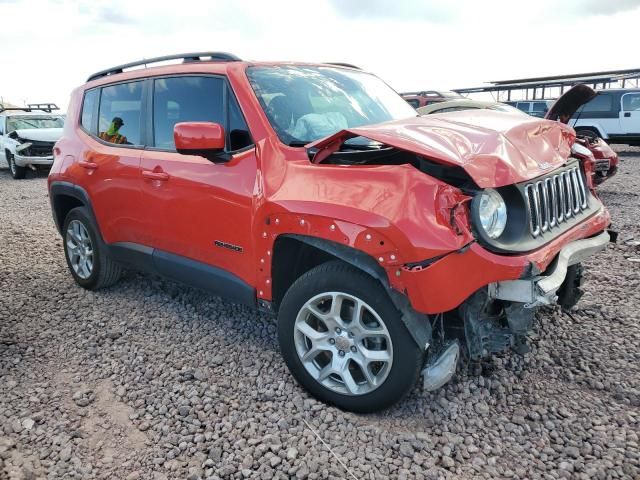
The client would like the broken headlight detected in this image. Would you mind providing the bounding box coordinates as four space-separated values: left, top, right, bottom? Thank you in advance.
476 189 507 239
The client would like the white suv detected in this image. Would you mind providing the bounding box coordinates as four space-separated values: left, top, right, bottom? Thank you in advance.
0 104 65 179
569 89 640 145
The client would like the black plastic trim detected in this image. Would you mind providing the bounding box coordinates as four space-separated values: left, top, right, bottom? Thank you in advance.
48 181 99 236
106 242 256 308
281 234 431 349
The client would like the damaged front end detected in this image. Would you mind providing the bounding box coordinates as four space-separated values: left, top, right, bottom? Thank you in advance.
301 113 611 391
9 130 59 168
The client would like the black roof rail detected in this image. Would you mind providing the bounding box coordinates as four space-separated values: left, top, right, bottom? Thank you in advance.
0 103 60 114
87 52 242 82
325 62 361 70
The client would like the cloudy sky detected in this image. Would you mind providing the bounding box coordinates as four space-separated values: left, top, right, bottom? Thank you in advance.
1 0 640 110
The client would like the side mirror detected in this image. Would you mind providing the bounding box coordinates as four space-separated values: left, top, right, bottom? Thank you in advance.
174 122 225 160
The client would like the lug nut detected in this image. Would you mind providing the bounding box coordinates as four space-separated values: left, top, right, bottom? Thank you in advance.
348 332 353 338
335 327 342 334
329 338 335 345
338 350 345 357
350 346 357 353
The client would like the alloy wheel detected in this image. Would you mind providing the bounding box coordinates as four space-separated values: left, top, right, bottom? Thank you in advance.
293 292 393 396
66 220 94 279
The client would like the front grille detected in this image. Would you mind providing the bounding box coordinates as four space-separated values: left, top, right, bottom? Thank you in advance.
17 139 55 157
524 165 588 238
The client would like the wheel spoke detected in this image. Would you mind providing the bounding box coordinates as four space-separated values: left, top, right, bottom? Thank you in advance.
330 350 349 373
361 348 391 364
296 321 329 342
301 343 329 363
85 257 94 274
340 369 359 395
317 363 334 382
352 355 377 386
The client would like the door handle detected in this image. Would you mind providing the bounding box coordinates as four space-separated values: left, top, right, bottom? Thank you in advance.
142 170 170 181
624 112 631 117
79 160 98 169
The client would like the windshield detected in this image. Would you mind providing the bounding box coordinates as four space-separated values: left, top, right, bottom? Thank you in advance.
247 66 417 145
7 116 64 133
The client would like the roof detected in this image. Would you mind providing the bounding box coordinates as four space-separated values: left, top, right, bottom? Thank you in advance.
85 52 363 87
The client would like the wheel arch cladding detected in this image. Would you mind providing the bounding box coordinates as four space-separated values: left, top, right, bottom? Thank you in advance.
271 234 432 350
49 182 97 237
271 234 390 308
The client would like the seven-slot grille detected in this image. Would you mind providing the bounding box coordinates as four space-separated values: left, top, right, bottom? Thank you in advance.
524 165 588 238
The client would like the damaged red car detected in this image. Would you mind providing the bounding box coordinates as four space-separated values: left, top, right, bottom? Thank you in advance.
546 84 619 185
48 53 612 412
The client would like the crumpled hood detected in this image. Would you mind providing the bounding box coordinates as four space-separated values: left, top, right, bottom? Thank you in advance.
307 111 576 188
13 128 63 143
545 84 597 123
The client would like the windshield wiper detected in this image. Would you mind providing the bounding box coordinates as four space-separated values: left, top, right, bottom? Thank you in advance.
288 140 309 147
340 143 386 151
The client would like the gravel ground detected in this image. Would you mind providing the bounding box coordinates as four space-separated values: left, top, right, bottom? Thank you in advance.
0 150 639 480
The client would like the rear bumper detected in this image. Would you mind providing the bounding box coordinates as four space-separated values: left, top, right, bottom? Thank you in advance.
487 230 609 307
14 155 54 167
398 207 611 314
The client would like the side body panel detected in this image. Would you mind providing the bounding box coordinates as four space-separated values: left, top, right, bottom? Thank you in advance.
140 148 258 286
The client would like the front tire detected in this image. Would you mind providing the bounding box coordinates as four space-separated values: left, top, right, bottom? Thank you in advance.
7 152 27 179
278 261 424 412
62 207 122 290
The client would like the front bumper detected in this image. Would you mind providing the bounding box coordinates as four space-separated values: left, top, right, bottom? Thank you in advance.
487 230 610 307
14 155 54 167
396 207 611 314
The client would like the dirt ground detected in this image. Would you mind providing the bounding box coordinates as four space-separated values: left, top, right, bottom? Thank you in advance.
0 149 638 479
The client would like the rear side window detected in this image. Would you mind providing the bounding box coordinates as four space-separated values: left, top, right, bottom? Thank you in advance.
81 89 99 134
153 76 224 150
98 81 143 145
622 93 640 111
582 94 613 113
532 102 548 113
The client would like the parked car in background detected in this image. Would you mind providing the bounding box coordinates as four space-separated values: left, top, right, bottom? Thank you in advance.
0 104 64 179
546 84 619 185
557 88 640 146
400 90 463 108
417 99 525 115
506 99 554 118
49 53 611 412
420 94 618 185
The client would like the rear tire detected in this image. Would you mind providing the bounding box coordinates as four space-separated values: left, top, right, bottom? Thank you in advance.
62 207 122 290
7 152 27 179
277 260 424 412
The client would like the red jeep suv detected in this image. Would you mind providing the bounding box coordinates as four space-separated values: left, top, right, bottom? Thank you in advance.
48 52 612 412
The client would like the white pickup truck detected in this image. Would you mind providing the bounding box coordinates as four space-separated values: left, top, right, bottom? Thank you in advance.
0 104 65 179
